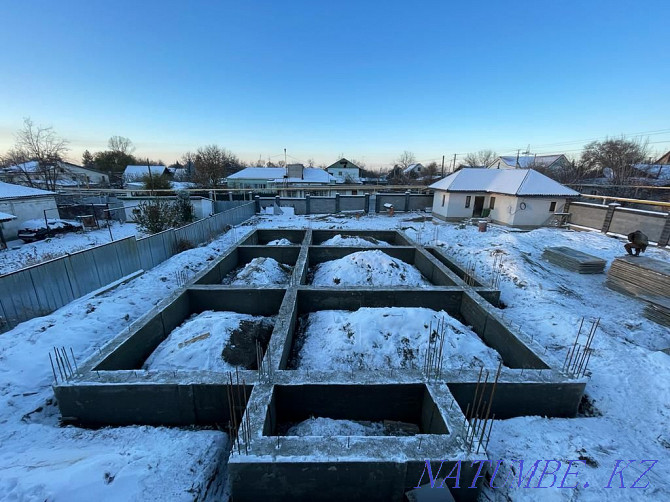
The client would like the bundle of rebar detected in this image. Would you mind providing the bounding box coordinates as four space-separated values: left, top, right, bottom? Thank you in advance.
463 361 501 454
227 368 252 455
562 317 599 378
423 318 446 381
49 346 79 383
541 246 606 274
491 251 504 288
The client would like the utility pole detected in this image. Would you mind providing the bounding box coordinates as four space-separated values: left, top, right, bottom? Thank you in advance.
284 148 287 170
516 149 520 167
452 154 457 173
441 155 445 177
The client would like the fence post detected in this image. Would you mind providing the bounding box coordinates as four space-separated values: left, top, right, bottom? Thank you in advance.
335 193 340 213
254 195 260 214
305 194 311 215
364 193 370 214
405 190 411 212
375 194 381 213
601 202 620 233
659 215 670 247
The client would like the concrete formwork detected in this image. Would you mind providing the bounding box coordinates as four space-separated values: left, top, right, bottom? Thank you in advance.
53 228 586 501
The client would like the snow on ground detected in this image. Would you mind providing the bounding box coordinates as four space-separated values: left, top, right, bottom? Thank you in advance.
287 417 385 437
2 209 669 500
311 249 431 287
296 307 502 371
266 238 294 246
256 212 670 500
0 221 143 276
144 311 273 372
223 257 292 286
319 234 390 247
0 223 249 500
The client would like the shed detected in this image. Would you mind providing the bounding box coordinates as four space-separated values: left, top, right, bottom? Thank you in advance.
0 182 58 239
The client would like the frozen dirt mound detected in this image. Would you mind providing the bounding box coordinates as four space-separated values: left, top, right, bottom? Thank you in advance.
144 311 274 371
320 234 390 247
266 238 294 246
311 250 429 287
224 257 292 285
296 307 502 371
286 417 385 436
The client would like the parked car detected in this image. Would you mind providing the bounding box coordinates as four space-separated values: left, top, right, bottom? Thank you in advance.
17 219 83 243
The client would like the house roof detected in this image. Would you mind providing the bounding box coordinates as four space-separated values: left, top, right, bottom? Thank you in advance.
633 164 670 182
0 181 55 199
123 165 168 178
403 163 423 174
429 168 578 196
654 150 670 165
228 167 334 184
0 211 17 222
492 155 565 169
326 158 361 171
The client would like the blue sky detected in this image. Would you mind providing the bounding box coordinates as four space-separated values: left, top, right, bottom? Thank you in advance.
1 0 669 169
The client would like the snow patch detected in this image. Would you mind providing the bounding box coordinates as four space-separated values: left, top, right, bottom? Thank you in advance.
224 257 292 286
311 250 430 287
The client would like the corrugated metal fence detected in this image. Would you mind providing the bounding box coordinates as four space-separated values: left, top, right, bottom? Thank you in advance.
0 202 255 332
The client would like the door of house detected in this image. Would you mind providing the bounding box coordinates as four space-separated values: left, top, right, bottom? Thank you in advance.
472 196 485 217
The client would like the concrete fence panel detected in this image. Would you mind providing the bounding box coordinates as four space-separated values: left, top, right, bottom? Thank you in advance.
569 202 608 229
377 194 406 211
608 207 666 242
339 196 366 212
310 197 337 214
408 195 433 211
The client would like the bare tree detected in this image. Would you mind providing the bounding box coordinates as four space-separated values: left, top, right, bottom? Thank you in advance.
193 145 240 188
581 137 649 187
463 150 497 167
108 136 135 155
396 151 416 170
2 118 70 190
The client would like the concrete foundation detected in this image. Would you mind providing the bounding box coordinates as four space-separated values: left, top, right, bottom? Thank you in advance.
54 228 586 501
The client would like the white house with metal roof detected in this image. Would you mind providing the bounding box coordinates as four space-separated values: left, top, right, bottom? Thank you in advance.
429 168 579 228
488 154 569 171
227 164 336 196
0 181 58 239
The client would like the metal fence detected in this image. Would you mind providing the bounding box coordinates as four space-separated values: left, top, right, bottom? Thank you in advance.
0 202 255 332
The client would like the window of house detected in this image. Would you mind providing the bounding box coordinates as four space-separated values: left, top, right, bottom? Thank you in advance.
441 194 446 207
489 197 496 210
549 201 557 212
465 196 471 208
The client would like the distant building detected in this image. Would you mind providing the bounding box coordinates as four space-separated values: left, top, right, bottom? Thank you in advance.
326 158 362 184
654 150 670 165
226 165 336 196
0 161 109 188
403 163 424 177
429 168 578 228
488 154 570 171
0 181 58 239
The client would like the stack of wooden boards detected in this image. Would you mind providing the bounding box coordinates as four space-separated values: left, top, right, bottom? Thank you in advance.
542 246 606 274
607 256 670 327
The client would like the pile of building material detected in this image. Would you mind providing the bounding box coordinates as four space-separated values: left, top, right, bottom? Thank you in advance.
541 246 606 274
606 256 670 299
641 295 670 328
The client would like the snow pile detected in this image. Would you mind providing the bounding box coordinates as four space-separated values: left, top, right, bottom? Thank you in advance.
296 307 501 370
267 238 294 246
287 417 385 436
19 218 82 231
224 257 292 285
311 250 430 287
320 234 390 247
144 311 273 371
